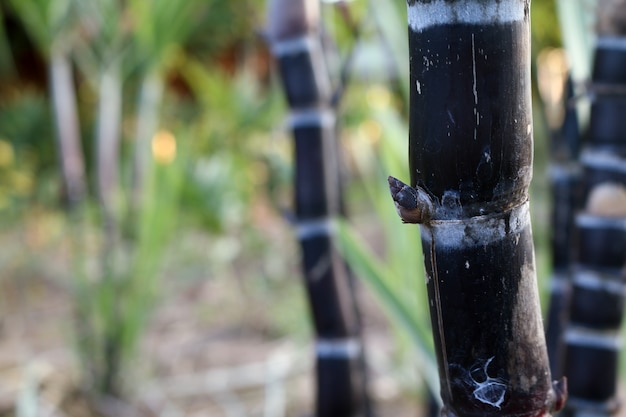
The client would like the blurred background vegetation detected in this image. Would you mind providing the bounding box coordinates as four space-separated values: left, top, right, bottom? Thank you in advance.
0 0 572 416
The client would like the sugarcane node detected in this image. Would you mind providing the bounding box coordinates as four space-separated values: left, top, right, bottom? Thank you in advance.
585 182 626 217
387 175 434 224
551 377 568 413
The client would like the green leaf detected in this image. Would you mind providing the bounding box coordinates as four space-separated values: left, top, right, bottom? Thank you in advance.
336 220 439 396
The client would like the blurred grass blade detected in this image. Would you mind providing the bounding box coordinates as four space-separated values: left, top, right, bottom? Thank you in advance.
50 48 87 207
367 0 409 104
95 60 122 226
131 70 164 210
336 219 439 398
556 0 597 83
556 0 597 132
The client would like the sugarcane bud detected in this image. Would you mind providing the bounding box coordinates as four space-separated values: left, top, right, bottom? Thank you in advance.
388 175 434 224
585 182 626 217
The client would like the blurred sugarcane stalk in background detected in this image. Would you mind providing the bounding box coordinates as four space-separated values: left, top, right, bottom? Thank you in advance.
536 48 582 380
72 1 130 394
544 76 582 380
265 0 372 415
389 1 566 415
94 58 123 263
95 60 125 393
131 70 163 214
50 41 87 209
7 0 195 397
8 0 87 209
127 0 194 217
561 0 626 415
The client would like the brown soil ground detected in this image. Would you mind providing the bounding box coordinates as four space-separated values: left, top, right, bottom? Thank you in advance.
0 209 428 417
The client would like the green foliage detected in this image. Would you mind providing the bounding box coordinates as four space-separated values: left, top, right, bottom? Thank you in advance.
0 7 15 75
6 0 76 54
71 140 184 394
3 0 274 399
127 0 200 70
531 0 562 51
171 53 283 233
184 0 257 59
0 91 55 211
71 0 130 68
337 85 439 399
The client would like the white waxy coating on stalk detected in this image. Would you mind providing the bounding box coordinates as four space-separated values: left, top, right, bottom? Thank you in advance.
420 201 530 247
581 149 626 174
577 213 626 231
596 36 626 51
565 327 623 350
296 217 336 240
316 338 361 358
270 35 315 57
289 108 335 129
407 0 527 32
573 269 626 295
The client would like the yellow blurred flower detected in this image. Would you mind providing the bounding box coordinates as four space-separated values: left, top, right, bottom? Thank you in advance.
152 130 177 165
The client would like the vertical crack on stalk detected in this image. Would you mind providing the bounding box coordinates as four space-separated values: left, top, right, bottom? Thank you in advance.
471 33 478 106
430 240 452 402
309 254 332 282
471 33 478 141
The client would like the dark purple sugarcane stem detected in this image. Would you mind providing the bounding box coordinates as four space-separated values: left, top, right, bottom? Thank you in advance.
266 1 371 415
544 75 582 379
392 1 566 415
562 34 626 417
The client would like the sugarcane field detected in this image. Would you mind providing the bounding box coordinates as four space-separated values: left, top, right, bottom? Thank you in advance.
2 0 626 416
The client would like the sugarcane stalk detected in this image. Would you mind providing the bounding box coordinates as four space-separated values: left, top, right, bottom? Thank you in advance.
95 60 123 251
130 69 164 214
50 43 87 209
561 2 626 414
93 59 124 395
389 1 566 415
266 0 371 415
543 75 582 379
